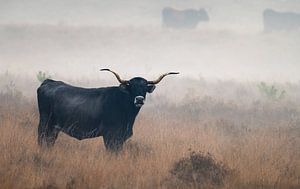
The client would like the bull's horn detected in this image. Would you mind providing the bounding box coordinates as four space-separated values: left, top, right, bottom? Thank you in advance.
148 72 179 84
100 69 128 84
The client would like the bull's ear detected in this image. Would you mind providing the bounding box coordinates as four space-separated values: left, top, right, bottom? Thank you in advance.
120 83 130 91
147 84 156 93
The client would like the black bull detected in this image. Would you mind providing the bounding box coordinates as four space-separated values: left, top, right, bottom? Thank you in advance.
37 69 179 151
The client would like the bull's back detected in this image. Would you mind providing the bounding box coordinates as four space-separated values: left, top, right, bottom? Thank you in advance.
37 80 105 138
37 79 93 117
37 79 62 113
38 79 65 99
37 79 104 116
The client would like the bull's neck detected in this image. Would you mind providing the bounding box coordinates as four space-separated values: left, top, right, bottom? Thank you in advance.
120 90 142 116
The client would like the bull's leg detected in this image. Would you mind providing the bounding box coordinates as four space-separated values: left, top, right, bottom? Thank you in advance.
103 132 124 152
37 112 50 147
44 127 59 147
37 91 52 147
38 114 59 147
46 120 59 147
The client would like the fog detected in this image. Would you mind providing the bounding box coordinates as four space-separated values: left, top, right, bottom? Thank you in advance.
1 3 300 188
1 0 300 82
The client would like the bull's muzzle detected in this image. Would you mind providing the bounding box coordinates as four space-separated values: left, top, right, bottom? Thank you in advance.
134 96 145 107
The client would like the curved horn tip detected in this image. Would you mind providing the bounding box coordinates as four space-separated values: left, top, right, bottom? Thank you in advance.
169 72 180 74
100 68 110 71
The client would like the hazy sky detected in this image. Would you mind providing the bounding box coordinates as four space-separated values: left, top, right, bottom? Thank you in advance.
1 0 300 82
1 0 300 29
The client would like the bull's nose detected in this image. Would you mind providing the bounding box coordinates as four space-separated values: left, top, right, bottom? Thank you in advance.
135 96 144 101
134 96 145 107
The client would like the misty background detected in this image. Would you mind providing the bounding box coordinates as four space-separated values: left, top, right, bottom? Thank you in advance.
0 0 300 98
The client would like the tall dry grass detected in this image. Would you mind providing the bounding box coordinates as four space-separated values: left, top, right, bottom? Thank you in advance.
0 78 299 189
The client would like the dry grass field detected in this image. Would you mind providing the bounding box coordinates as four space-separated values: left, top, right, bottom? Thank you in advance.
0 75 299 189
1 1 300 188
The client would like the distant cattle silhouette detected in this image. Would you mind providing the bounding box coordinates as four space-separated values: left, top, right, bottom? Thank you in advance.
162 7 209 29
263 9 300 31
